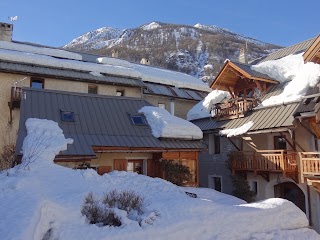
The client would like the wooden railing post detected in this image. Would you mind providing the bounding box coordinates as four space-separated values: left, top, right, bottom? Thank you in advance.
253 151 257 175
298 152 304 183
281 150 286 178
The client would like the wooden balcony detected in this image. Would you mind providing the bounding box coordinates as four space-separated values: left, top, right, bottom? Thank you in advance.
299 152 320 183
8 87 22 109
230 150 298 181
213 97 257 120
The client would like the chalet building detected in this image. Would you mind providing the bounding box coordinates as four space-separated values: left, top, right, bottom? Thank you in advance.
16 88 204 186
0 22 210 166
191 35 320 232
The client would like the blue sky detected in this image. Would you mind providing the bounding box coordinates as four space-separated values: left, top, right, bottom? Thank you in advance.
1 0 319 47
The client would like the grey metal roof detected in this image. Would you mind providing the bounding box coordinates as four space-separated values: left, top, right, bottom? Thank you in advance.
254 37 316 64
232 61 277 82
192 102 299 133
0 60 145 88
16 88 204 157
143 82 207 101
294 86 320 116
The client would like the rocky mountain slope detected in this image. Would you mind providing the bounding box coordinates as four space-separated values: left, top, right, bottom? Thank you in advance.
64 22 282 81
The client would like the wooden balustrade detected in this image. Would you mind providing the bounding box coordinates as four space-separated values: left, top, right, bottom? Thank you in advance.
299 152 320 175
213 98 256 119
231 150 298 174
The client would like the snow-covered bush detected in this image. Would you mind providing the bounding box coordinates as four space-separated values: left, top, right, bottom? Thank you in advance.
81 190 159 227
81 192 121 227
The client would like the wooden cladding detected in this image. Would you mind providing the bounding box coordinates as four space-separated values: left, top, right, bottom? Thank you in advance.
162 151 197 160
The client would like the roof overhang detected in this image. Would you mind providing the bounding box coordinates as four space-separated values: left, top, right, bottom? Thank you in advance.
303 34 320 64
210 60 278 91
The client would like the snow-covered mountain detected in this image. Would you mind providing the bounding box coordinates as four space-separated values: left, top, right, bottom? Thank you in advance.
64 22 282 80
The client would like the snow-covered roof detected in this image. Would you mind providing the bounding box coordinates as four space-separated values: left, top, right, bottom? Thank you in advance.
252 53 320 107
219 121 254 137
0 40 210 92
139 106 203 140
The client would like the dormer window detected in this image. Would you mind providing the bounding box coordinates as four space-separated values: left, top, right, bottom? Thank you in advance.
61 111 75 122
130 115 147 125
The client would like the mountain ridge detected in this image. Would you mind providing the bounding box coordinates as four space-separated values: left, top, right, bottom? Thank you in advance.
64 22 282 81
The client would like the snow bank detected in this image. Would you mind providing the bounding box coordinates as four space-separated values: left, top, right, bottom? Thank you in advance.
252 53 320 107
0 40 82 60
0 118 318 240
139 106 203 139
220 121 254 137
187 89 229 120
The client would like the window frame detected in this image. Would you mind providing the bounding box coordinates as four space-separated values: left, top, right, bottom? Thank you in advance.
274 136 287 150
60 110 75 122
208 175 223 192
30 77 45 89
88 84 98 94
116 89 125 96
158 103 166 109
214 135 220 154
130 115 147 126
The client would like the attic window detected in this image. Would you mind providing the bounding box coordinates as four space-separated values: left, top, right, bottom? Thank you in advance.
61 111 75 122
130 115 147 125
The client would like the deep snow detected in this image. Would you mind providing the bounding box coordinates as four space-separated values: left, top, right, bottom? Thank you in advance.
0 118 319 240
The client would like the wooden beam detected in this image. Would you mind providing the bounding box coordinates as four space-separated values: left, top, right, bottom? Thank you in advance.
226 85 235 98
228 138 241 151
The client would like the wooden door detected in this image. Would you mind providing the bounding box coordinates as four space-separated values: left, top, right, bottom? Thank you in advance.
114 159 127 171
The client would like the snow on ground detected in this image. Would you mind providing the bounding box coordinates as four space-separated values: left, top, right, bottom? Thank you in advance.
252 53 320 107
0 40 82 60
139 106 203 140
220 121 254 137
0 118 319 240
187 89 229 120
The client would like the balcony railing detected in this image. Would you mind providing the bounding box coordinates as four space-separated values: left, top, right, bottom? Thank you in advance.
299 152 320 178
9 87 22 109
231 150 298 175
213 98 257 120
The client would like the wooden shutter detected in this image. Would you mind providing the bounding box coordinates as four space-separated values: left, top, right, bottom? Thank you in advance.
97 166 112 175
114 159 127 171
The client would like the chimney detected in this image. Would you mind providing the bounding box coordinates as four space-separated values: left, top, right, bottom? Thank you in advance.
0 22 13 42
239 44 248 64
111 49 119 58
140 58 150 65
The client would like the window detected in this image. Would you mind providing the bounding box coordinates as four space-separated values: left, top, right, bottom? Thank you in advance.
116 90 124 96
214 135 220 154
158 103 166 109
130 115 147 125
274 136 287 150
30 78 44 89
209 175 222 192
88 85 98 94
250 181 258 194
61 111 75 122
